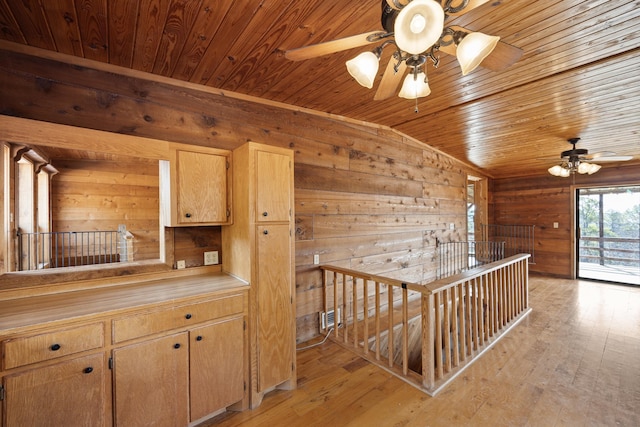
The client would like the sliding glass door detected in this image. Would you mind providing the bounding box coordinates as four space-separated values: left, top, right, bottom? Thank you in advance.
576 186 640 285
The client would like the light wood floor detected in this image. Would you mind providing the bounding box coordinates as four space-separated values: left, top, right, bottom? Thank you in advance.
203 275 640 426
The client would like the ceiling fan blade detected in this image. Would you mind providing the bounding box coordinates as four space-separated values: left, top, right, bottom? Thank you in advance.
284 31 386 61
445 0 492 17
588 155 634 162
439 26 523 71
374 57 407 100
583 151 615 159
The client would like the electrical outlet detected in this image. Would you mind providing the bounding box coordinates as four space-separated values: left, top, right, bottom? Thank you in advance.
313 254 320 265
553 222 559 229
449 223 455 230
204 251 219 265
176 260 186 269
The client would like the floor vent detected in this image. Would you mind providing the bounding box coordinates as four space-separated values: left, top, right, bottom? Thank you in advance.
320 308 341 332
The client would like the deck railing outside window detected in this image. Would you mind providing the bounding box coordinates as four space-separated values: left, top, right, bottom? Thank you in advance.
16 226 132 271
579 236 640 268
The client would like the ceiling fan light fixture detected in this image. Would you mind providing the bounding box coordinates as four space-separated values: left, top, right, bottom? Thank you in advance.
398 70 431 99
578 162 601 175
394 0 444 55
587 163 602 174
456 32 500 75
346 51 380 88
548 165 568 177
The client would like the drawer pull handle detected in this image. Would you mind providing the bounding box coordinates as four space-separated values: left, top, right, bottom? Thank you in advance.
196 335 203 341
174 343 181 349
50 344 61 351
262 211 268 217
185 313 192 319
83 367 93 374
185 213 192 218
263 230 269 235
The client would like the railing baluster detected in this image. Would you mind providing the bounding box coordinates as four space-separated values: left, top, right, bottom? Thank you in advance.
333 271 339 339
375 281 381 361
443 288 451 373
402 287 408 375
352 275 358 350
363 280 369 355
457 282 466 362
342 273 347 344
434 292 443 379
388 284 394 368
451 284 460 367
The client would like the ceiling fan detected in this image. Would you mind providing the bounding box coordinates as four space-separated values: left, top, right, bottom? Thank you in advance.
284 0 523 103
546 138 633 177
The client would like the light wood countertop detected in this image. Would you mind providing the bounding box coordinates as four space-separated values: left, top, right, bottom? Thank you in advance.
0 272 248 334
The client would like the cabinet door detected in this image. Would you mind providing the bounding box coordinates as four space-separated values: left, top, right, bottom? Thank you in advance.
177 150 229 224
256 150 291 222
113 333 189 427
256 224 293 391
3 353 107 427
189 317 244 421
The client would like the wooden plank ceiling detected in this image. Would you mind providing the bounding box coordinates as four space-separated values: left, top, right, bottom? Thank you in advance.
0 0 639 179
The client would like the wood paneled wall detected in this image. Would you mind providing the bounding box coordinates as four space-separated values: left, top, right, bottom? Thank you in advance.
51 158 160 261
0 45 479 342
490 164 640 278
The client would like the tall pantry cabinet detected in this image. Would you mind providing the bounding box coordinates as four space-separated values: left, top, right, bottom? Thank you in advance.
222 142 296 408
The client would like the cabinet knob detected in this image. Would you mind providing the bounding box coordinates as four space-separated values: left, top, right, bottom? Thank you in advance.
262 211 268 217
185 313 192 319
263 230 269 235
50 343 61 351
83 367 94 374
196 335 203 341
185 212 192 218
174 343 181 349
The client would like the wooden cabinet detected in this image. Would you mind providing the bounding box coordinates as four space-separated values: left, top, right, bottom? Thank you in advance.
256 223 294 390
111 294 248 426
113 333 189 427
0 274 249 427
189 317 244 421
160 144 232 226
222 142 296 408
2 353 107 427
0 323 108 427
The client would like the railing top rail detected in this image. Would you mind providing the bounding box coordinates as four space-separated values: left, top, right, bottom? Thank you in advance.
17 230 120 235
321 253 530 296
580 236 640 243
318 265 425 293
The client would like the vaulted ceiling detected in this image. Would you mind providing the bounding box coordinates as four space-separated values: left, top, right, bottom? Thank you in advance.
0 0 639 178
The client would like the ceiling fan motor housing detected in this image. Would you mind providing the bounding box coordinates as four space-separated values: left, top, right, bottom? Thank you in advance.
381 0 399 33
562 147 587 158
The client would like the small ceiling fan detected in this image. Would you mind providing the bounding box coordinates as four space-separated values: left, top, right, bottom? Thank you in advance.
546 138 633 177
284 0 523 102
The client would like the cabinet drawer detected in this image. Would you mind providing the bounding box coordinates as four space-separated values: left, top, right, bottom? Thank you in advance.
112 293 244 343
2 323 105 369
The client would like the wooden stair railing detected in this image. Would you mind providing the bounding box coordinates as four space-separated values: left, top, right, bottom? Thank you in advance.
320 254 531 396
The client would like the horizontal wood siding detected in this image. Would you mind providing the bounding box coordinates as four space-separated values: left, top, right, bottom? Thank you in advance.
1 47 476 342
490 165 640 278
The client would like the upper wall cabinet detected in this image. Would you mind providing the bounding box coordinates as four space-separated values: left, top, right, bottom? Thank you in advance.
256 150 291 223
160 144 232 226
